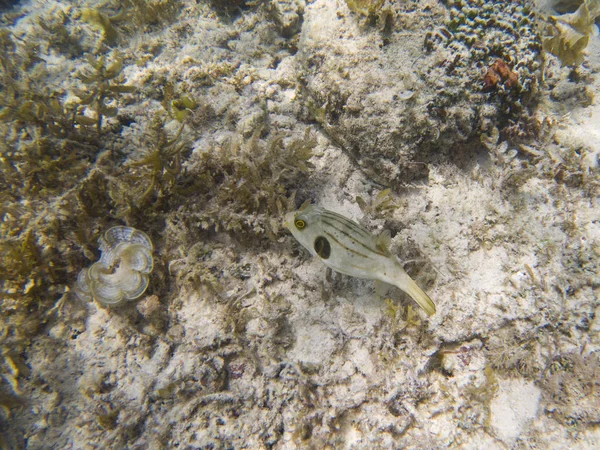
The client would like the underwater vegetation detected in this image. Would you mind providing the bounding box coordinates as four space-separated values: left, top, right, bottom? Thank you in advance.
542 352 600 426
81 0 183 44
542 0 600 66
116 117 190 217
0 12 173 384
355 188 398 220
75 226 154 306
344 0 384 17
180 130 316 239
0 1 311 445
81 8 121 46
207 0 255 18
73 53 136 133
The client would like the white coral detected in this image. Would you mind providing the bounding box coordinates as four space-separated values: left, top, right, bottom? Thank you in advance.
75 227 154 306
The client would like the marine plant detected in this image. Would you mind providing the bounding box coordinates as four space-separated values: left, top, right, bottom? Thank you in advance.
542 0 600 66
185 129 315 238
0 31 75 138
80 0 182 44
73 53 136 133
207 0 255 18
541 352 600 426
355 188 397 219
121 0 183 27
81 8 121 45
344 0 384 17
38 11 83 58
112 117 190 219
161 82 199 122
75 226 154 306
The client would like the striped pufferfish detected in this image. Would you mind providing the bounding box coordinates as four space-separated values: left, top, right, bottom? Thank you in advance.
285 205 436 316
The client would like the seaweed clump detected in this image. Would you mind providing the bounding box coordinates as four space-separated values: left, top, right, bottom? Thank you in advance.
182 130 315 238
542 352 600 426
345 0 384 16
73 53 136 133
542 0 600 66
80 0 182 44
0 29 145 362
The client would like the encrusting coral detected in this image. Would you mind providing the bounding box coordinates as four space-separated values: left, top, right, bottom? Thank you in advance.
75 226 154 306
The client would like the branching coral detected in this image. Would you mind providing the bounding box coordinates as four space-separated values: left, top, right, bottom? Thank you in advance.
75 226 154 306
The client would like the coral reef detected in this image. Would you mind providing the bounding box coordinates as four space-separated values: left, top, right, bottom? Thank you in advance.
75 226 154 306
298 0 543 187
1 0 600 448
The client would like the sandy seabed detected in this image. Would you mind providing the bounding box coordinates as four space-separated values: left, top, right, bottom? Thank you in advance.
1 0 600 448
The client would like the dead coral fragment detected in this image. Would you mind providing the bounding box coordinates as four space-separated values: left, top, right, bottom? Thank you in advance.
483 59 519 90
75 226 153 306
542 0 600 66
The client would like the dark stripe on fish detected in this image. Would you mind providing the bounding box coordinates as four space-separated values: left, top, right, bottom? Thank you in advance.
320 210 371 239
322 218 386 257
323 229 371 259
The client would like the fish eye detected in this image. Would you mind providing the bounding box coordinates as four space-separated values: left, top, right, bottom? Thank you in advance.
295 219 306 230
314 236 331 259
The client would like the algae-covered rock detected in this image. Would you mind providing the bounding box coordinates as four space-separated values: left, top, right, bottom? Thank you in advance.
2 0 600 448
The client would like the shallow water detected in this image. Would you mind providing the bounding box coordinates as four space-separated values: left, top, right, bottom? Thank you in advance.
1 0 599 448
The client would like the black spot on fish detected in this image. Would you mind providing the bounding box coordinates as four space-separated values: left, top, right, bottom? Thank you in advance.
314 236 331 259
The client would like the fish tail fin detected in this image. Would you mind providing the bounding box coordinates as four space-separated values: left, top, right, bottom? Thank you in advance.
394 269 436 316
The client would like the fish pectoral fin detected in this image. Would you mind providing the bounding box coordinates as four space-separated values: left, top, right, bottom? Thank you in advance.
299 199 312 211
374 280 392 297
376 230 392 254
